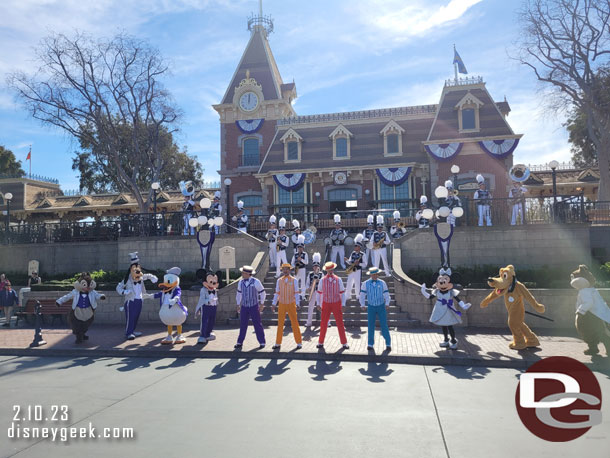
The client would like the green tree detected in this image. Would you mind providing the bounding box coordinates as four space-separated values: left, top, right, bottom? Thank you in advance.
71 122 203 194
0 145 25 177
565 107 598 167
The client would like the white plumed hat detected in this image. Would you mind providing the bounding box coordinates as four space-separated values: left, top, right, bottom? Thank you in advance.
292 219 300 229
269 215 277 224
237 200 244 210
297 234 305 246
354 233 364 247
376 214 384 226
476 174 485 184
367 214 374 225
393 210 401 220
214 191 221 199
420 195 428 205
334 214 341 224
279 217 286 228
445 180 453 189
312 252 321 266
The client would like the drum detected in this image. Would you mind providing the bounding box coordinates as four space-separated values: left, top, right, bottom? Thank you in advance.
324 237 332 246
303 229 316 244
338 232 346 241
344 236 354 246
306 225 318 234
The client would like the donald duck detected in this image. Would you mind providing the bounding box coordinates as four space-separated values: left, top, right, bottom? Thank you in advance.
155 267 188 344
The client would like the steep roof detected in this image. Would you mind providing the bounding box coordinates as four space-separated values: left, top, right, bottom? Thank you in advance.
221 28 284 104
427 85 514 141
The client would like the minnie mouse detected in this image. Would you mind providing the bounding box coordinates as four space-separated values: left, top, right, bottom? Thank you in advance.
195 269 220 344
420 267 471 349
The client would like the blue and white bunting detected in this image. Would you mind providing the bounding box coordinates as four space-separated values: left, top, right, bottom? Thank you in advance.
236 118 265 134
478 138 519 159
424 143 463 161
375 167 412 186
273 173 305 191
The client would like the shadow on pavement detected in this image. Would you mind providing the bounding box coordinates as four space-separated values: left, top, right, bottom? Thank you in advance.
206 358 250 380
308 360 342 381
255 359 291 381
358 362 394 382
431 365 492 380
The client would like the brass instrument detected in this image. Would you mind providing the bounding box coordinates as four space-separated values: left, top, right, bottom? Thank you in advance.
373 237 386 249
308 276 319 301
397 221 406 229
346 262 358 275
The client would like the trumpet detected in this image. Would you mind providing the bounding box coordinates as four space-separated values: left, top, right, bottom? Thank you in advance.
397 221 406 229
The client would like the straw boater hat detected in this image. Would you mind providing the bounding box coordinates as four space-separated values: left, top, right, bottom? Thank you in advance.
324 261 337 271
281 263 292 270
367 267 382 276
239 265 256 275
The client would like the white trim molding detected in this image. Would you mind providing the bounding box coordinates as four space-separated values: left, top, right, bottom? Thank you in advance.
280 128 303 163
380 119 405 157
329 123 353 160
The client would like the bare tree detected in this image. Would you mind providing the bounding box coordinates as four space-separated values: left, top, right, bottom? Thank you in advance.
516 0 610 200
7 32 180 212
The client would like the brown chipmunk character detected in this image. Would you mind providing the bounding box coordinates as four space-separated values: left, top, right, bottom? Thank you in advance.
56 272 106 343
481 265 545 350
570 264 610 356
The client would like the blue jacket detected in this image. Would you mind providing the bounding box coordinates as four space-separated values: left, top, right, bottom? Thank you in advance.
0 289 19 307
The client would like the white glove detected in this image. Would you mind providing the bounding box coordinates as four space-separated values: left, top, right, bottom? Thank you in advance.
119 306 124 312
169 298 177 306
143 293 154 300
459 301 472 310
150 275 158 284
421 283 431 299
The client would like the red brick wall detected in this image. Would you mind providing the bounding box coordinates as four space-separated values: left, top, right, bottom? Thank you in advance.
222 120 277 170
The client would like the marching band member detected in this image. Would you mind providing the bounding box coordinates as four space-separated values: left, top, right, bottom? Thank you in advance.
179 180 196 236
290 219 302 256
305 253 323 327
291 235 309 300
473 174 492 226
272 263 303 349
317 262 349 349
329 214 347 269
415 196 430 228
372 215 391 277
232 200 248 233
444 180 462 227
344 233 367 301
275 218 289 278
390 210 407 239
210 191 222 234
359 267 392 351
235 265 266 349
509 181 527 225
362 214 376 265
266 215 278 268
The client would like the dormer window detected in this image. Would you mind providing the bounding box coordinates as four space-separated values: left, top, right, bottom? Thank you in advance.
380 120 405 156
280 128 303 163
329 124 353 160
455 91 483 133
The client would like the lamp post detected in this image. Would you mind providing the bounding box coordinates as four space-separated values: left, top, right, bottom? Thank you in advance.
549 160 559 221
151 182 160 235
4 192 12 244
224 178 232 233
450 164 460 189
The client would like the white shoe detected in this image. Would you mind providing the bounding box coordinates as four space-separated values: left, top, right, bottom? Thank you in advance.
175 334 185 344
439 340 450 348
367 345 374 351
197 336 207 344
296 344 302 349
161 335 174 345
133 331 142 337
207 333 216 341
272 344 280 349
126 334 136 341
449 340 458 350
342 344 350 349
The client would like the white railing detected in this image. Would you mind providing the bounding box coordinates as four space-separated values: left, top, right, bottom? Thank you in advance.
528 162 576 172
277 105 438 126
444 76 484 87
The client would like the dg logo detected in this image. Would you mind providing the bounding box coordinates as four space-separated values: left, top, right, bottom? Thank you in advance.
515 356 602 441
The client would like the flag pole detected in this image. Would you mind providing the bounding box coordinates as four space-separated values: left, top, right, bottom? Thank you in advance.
28 145 32 179
453 44 458 83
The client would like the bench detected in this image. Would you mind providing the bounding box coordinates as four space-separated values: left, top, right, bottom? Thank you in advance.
14 299 72 327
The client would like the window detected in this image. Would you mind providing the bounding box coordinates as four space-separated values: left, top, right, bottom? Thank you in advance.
378 180 411 214
387 134 399 154
239 195 263 215
278 186 305 220
462 109 476 130
328 188 358 201
242 138 259 166
335 138 348 158
287 141 299 161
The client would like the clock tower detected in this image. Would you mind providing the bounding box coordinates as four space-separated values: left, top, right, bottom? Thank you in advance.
214 6 297 221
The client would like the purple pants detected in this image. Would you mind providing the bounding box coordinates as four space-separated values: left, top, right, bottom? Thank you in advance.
237 305 266 345
124 299 142 336
200 305 217 338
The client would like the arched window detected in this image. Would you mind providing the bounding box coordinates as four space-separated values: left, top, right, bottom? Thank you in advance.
242 138 260 166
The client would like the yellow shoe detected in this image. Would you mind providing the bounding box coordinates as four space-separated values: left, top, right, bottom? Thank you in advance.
509 341 527 350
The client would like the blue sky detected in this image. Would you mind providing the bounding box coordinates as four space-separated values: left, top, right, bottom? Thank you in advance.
0 0 570 191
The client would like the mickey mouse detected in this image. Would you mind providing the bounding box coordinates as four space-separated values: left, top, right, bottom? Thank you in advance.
195 269 220 344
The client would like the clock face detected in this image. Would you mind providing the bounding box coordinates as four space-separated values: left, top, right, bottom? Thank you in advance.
334 172 347 185
239 92 259 112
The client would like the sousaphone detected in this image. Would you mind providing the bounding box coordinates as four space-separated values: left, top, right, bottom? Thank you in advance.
509 164 530 182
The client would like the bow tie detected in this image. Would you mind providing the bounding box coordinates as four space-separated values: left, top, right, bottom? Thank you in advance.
440 298 454 306
208 290 217 295
134 281 142 285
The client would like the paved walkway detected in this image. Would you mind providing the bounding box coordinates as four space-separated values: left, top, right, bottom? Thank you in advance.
1 322 609 370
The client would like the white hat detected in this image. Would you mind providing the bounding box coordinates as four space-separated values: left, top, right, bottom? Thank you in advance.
239 265 256 275
297 234 305 246
269 215 277 224
214 191 221 199
367 214 374 225
129 252 140 265
393 210 401 221
166 266 181 276
292 219 300 229
354 233 364 247
312 252 321 266
279 217 286 229
376 214 384 226
476 174 485 184
445 180 453 189
334 214 341 224
237 200 244 210
420 195 428 205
